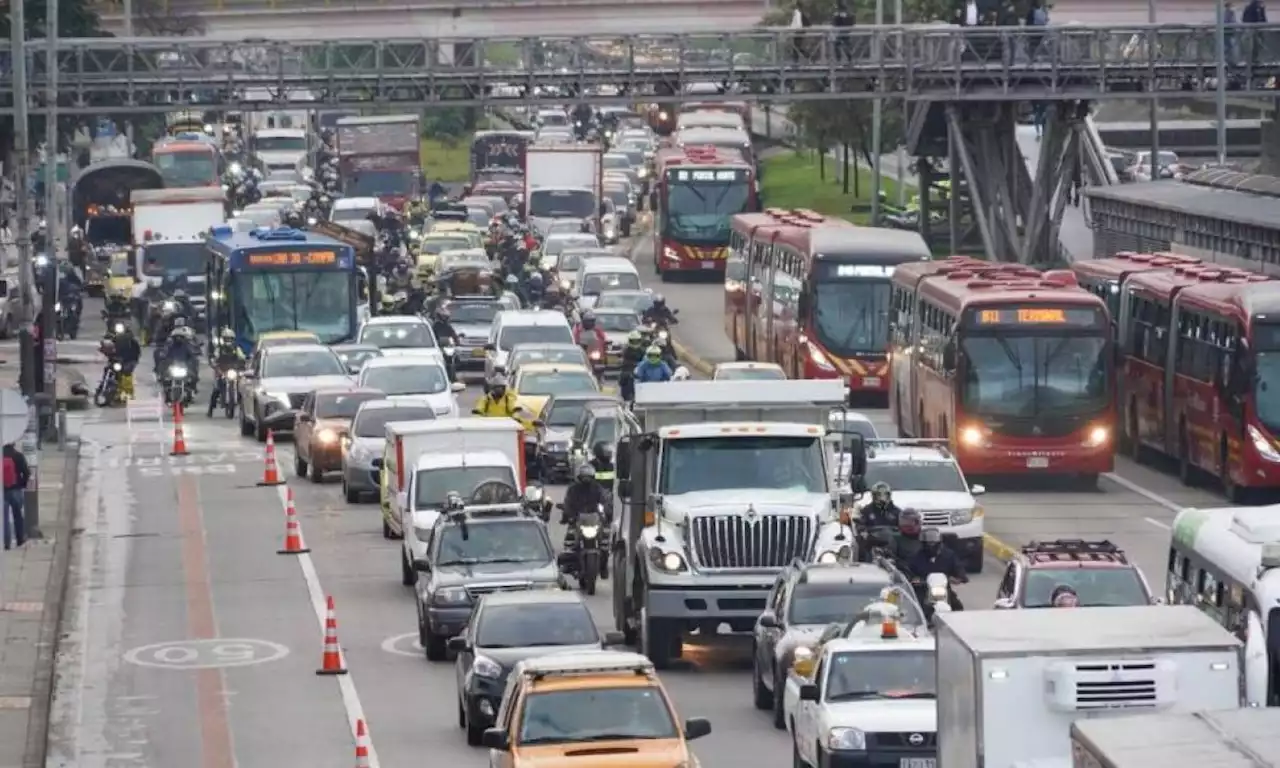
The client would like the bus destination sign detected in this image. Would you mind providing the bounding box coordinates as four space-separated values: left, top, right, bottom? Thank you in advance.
245 250 339 268
669 168 747 183
970 306 1102 328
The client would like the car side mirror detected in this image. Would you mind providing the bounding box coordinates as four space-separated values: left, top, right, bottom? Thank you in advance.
970 484 985 496
447 636 469 652
603 631 624 646
799 683 819 702
993 597 1015 610
346 364 360 374
451 382 466 393
412 558 431 572
684 717 712 741
481 729 510 751
844 433 867 480
371 458 383 470
758 613 780 629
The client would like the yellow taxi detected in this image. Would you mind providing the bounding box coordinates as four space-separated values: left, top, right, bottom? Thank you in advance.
416 230 481 272
509 362 600 415
482 651 710 768
104 251 135 299
428 220 485 247
256 330 322 351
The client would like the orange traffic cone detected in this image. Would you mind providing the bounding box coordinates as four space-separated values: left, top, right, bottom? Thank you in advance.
257 429 284 486
277 488 310 555
354 719 371 768
170 403 189 456
316 595 348 676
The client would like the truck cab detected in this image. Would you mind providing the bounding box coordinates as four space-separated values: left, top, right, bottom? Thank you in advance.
612 379 855 668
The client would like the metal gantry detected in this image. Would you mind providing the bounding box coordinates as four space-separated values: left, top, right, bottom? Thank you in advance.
1 24 1278 114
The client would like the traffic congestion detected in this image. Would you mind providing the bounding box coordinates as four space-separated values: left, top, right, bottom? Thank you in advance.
38 99 1280 768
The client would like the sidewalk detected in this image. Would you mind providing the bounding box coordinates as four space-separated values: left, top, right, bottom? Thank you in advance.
0 445 78 768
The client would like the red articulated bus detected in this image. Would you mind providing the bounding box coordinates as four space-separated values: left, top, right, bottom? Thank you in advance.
1072 251 1203 343
1116 263 1280 500
651 145 756 280
890 257 1115 482
725 209 930 399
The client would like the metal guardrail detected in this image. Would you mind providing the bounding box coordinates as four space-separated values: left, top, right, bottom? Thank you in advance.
2 25 1278 114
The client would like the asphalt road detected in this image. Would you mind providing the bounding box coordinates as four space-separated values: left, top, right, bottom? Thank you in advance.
42 229 1244 767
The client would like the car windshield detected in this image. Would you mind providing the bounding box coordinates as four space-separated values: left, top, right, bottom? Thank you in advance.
519 371 597 396
717 366 784 381
335 348 381 371
825 651 937 701
789 582 889 625
546 238 599 257
415 466 518 508
547 399 605 427
596 292 653 313
332 207 374 223
446 302 500 324
539 112 568 126
263 351 346 378
477 603 599 648
588 417 617 448
359 323 436 349
361 364 448 395
604 155 630 170
595 313 640 332
814 279 891 357
315 392 381 419
619 149 645 166
960 334 1109 419
1023 568 1149 608
660 436 826 494
434 519 551 566
529 189 595 219
581 272 640 295
354 406 436 436
499 325 573 351
864 461 966 493
511 348 587 369
233 270 354 344
422 238 474 256
519 688 677 745
829 420 878 451
664 177 752 244
605 189 629 207
255 135 306 152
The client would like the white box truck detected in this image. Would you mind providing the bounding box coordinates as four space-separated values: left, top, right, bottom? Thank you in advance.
523 144 603 234
1070 708 1280 768
132 187 226 323
936 606 1244 768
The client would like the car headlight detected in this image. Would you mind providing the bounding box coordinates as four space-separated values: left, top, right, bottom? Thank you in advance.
816 546 852 564
649 549 687 573
1084 425 1109 448
560 279 571 290
432 586 469 605
828 727 866 751
54 302 62 311
950 508 974 525
169 365 188 378
307 217 318 226
638 167 648 178
580 525 600 539
229 162 242 175
472 655 503 679
317 429 337 444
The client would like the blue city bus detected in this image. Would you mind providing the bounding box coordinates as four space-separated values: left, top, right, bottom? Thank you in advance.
205 226 361 353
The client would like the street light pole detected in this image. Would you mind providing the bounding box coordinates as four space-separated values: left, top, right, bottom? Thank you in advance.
895 0 906 207
1148 0 1160 181
870 0 884 225
1216 0 1228 165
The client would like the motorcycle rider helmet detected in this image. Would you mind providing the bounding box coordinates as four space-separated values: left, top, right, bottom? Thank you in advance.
871 481 892 506
580 310 596 330
627 330 642 345
172 290 187 302
1050 584 1080 607
174 326 195 340
435 306 451 321
489 374 509 398
592 442 613 466
380 295 396 309
920 527 943 553
898 509 922 537
504 275 519 288
574 463 595 483
652 294 666 307
99 338 116 356
528 272 544 287
645 345 662 363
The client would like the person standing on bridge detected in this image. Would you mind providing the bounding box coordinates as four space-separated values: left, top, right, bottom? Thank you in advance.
1025 0 1048 60
789 1 810 62
832 0 855 61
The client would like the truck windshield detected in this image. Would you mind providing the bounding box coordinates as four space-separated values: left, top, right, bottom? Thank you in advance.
1255 349 1280 434
154 151 217 187
142 243 207 277
825 651 936 701
86 216 130 246
233 270 353 344
529 189 595 219
346 170 416 197
255 136 307 152
659 436 825 494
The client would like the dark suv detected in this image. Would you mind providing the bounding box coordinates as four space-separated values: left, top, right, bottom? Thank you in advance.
993 539 1154 609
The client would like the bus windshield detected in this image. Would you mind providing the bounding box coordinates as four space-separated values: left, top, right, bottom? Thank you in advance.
664 178 752 244
814 279 891 356
154 150 217 187
233 270 353 344
960 333 1109 418
1254 350 1280 434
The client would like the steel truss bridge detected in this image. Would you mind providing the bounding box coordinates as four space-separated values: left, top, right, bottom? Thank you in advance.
1 24 1278 115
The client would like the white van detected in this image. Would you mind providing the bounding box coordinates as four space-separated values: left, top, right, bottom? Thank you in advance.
575 256 642 309
484 309 574 379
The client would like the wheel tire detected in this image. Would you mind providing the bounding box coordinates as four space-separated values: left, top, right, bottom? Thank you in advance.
308 459 323 484
294 452 307 477
424 627 447 661
382 517 393 540
401 551 416 587
254 412 268 442
466 716 485 747
345 482 359 504
457 700 466 729
1223 441 1247 502
772 668 786 729
239 406 253 437
639 605 674 669
752 656 774 710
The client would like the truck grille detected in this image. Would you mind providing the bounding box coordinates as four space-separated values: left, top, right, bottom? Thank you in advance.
920 510 952 527
464 581 532 600
868 732 937 750
690 514 812 570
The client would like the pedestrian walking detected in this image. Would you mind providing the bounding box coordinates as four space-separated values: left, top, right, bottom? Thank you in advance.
3 442 30 550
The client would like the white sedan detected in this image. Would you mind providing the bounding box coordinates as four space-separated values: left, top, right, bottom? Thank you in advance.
356 356 464 417
712 361 787 381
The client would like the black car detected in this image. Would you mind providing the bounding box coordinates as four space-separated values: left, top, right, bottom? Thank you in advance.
568 403 623 469
449 590 621 745
535 393 618 481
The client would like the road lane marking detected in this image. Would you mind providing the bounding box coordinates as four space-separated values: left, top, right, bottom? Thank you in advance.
1144 517 1172 531
123 639 290 669
1100 471 1187 514
273 484 381 768
176 469 237 768
380 632 425 658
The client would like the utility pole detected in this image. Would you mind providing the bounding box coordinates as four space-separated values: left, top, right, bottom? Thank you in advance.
11 0 42 537
1147 0 1160 181
41 0 62 489
1215 0 1228 165
870 0 884 225
894 0 906 208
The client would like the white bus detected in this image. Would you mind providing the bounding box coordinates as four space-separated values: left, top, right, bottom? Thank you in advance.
1167 504 1280 706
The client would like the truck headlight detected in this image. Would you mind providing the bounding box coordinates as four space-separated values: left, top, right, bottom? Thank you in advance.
816 546 852 564
817 550 839 564
827 727 866 751
649 549 687 573
432 586 469 605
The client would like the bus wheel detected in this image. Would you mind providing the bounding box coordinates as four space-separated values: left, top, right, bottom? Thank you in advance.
1177 424 1196 487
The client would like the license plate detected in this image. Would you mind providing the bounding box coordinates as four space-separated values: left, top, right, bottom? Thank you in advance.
902 760 934 768
701 261 716 269
1027 457 1049 469
862 376 881 387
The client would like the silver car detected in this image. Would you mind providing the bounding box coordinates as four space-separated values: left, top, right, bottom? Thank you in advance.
239 343 353 442
341 398 439 503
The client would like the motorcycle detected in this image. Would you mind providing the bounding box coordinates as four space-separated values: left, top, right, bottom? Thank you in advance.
580 341 606 384
211 367 240 419
94 362 124 408
559 503 606 596
55 301 80 340
441 340 458 383
912 571 965 623
164 363 195 408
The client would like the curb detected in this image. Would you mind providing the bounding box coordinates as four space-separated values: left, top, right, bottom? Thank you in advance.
22 441 80 768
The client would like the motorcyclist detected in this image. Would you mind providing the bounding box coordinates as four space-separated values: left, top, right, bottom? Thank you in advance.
618 330 646 403
589 443 615 488
472 375 528 422
641 294 678 329
561 463 610 527
890 509 924 566
157 323 200 393
1050 584 1080 607
633 345 673 383
859 482 902 529
573 310 608 358
431 307 459 381
207 328 246 417
97 337 125 404
526 272 545 306
57 267 84 333
113 326 141 400
906 527 967 611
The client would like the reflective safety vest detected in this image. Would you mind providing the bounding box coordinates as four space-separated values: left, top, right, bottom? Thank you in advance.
594 470 615 481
